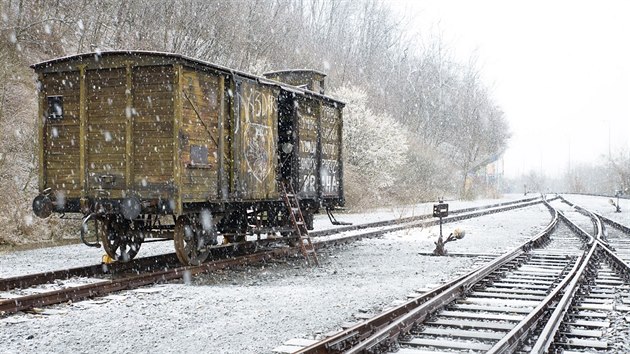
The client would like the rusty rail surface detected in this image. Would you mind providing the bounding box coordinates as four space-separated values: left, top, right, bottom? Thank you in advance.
0 196 546 316
295 200 559 353
530 199 630 353
294 196 629 354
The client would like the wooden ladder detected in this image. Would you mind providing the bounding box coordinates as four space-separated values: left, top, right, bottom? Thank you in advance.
282 182 319 266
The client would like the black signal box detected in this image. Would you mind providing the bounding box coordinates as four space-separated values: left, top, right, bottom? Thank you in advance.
433 203 449 218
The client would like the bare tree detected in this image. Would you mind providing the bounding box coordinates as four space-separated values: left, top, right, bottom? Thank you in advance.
0 0 510 243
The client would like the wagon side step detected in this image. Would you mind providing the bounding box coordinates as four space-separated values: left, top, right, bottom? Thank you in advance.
282 182 319 267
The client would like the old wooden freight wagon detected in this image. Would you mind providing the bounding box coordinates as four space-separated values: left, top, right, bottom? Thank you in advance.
31 51 344 265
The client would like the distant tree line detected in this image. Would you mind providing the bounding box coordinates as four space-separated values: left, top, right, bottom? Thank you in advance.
502 148 630 196
0 0 510 243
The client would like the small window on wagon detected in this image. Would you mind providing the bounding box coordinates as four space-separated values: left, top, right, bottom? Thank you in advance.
190 145 209 166
47 96 63 120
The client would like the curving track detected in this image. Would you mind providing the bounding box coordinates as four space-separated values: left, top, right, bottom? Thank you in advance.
0 197 544 317
278 195 630 354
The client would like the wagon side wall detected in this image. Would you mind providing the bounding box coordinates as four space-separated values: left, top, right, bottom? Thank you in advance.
39 71 82 198
178 67 223 202
131 65 176 200
85 67 128 196
295 96 320 199
37 59 179 206
232 78 279 200
319 101 343 203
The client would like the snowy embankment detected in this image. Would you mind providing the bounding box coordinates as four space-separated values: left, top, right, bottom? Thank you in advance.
562 194 630 226
0 195 555 354
0 194 528 278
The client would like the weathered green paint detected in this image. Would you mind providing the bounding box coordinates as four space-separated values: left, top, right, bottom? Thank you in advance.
125 62 134 193
173 64 183 215
78 65 87 197
32 51 345 215
218 75 226 200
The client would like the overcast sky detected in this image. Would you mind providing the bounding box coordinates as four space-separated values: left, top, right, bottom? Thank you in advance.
391 0 630 178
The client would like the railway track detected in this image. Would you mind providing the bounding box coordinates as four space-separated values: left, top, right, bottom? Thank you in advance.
277 196 630 353
562 196 630 265
0 197 544 316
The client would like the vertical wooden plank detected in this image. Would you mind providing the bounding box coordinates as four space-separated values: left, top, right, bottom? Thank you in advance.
267 89 278 197
218 75 226 200
37 73 45 192
230 77 239 198
173 64 183 215
295 96 301 196
125 62 133 192
316 101 323 199
78 65 87 198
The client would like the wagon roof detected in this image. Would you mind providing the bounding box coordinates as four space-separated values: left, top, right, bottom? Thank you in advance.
31 50 344 105
263 69 327 77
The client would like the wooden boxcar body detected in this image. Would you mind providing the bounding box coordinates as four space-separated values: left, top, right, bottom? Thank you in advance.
31 51 344 264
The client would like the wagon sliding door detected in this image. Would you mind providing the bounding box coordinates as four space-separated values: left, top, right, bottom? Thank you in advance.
295 97 320 199
295 98 342 202
319 103 342 199
85 68 128 198
233 78 279 200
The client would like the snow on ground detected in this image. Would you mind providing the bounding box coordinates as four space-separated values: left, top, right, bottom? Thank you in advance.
562 194 630 226
0 194 529 278
313 193 528 231
0 200 552 354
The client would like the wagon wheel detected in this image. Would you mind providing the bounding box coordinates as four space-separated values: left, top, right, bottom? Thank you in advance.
234 234 258 255
174 215 212 266
98 216 143 262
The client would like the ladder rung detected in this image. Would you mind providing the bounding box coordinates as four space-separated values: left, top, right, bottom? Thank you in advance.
283 183 318 266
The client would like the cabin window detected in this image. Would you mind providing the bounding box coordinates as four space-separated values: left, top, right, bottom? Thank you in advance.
190 145 208 166
47 96 63 120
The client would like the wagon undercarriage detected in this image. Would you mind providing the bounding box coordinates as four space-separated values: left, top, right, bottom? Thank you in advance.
81 200 313 265
30 51 344 266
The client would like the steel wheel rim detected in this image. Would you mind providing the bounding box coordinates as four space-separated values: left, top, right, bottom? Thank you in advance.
174 215 211 266
98 216 142 262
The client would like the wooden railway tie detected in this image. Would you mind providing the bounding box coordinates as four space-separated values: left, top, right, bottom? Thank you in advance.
282 182 319 266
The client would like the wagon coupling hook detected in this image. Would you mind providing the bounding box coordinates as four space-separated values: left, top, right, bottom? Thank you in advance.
81 213 102 248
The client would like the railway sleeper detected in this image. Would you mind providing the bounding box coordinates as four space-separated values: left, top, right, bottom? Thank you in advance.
400 337 494 351
424 318 515 331
416 326 506 340
557 337 609 349
449 303 533 314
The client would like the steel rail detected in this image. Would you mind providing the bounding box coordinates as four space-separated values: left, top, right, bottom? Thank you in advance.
311 196 542 238
557 195 603 243
529 243 597 353
296 200 558 354
561 196 630 277
0 198 548 316
557 196 630 273
563 192 629 200
529 201 608 353
488 245 590 353
0 247 290 315
0 197 546 293
0 253 180 291
487 200 601 353
596 212 630 234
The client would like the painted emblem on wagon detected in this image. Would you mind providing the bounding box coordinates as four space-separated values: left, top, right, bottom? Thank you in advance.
244 123 272 182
